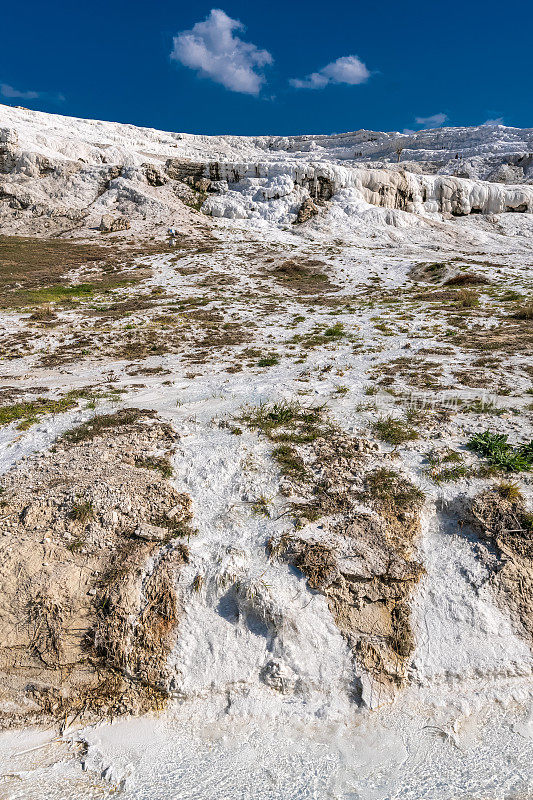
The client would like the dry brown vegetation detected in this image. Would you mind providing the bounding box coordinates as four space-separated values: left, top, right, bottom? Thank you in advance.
0 409 193 727
0 235 163 308
467 488 533 640
269 259 338 294
242 402 425 695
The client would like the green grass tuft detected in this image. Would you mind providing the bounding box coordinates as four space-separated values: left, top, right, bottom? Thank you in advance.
372 415 419 446
257 354 280 367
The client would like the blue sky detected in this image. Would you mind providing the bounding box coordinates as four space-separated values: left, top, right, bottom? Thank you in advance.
2 0 531 135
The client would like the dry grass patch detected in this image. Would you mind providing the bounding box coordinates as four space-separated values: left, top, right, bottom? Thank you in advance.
0 235 157 309
444 273 491 287
0 389 97 430
269 259 337 294
467 488 533 640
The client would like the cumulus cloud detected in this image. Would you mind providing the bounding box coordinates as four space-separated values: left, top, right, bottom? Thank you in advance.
1 83 40 100
414 113 448 128
290 55 370 89
170 9 272 95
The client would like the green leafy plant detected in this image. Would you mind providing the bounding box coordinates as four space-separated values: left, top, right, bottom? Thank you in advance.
467 431 533 472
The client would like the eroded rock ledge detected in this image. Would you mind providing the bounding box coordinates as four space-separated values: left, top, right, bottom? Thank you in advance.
0 408 192 727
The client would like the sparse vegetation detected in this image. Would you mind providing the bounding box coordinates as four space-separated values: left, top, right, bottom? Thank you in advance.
365 468 425 514
135 455 174 478
251 495 271 517
455 289 480 308
333 384 349 396
289 321 348 349
444 273 491 287
0 389 94 430
240 400 327 443
425 449 471 483
323 322 345 338
372 415 419 446
71 500 95 524
467 431 533 472
270 260 332 293
512 302 533 320
62 408 154 444
257 354 280 367
496 482 523 502
272 444 308 478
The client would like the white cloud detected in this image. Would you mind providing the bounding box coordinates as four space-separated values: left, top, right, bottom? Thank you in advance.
1 83 40 100
414 113 448 128
482 117 504 126
290 55 370 89
170 9 272 95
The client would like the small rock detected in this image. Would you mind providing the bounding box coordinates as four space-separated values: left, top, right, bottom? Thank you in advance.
133 522 168 542
260 659 295 693
167 504 185 520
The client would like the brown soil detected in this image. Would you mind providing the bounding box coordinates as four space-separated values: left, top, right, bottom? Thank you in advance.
0 409 192 727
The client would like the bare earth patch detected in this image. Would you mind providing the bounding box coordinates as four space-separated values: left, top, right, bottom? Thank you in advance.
0 409 192 727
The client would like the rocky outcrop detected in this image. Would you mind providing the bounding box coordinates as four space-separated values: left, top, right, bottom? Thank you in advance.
144 164 167 187
270 435 425 703
99 213 131 233
0 104 531 236
241 403 425 706
294 197 320 223
165 158 207 184
0 127 19 174
202 159 533 224
301 174 335 201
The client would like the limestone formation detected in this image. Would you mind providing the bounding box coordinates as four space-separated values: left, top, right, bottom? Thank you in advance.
466 489 533 641
99 213 131 233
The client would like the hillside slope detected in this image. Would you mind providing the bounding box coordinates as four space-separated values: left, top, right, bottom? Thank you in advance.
0 106 531 799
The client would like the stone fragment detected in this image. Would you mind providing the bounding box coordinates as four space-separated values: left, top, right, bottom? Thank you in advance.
144 165 167 187
133 522 168 542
